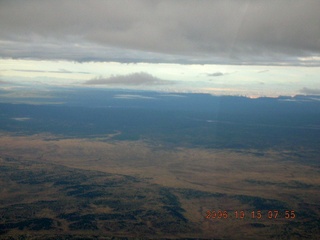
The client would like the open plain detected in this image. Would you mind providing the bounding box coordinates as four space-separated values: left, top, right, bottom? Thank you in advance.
0 132 319 239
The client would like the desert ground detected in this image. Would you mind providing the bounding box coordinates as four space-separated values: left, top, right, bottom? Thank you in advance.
0 132 319 239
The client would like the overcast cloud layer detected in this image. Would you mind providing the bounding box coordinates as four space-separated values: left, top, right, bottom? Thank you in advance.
1 0 320 65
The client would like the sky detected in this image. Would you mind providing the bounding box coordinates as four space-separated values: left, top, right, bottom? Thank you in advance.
0 0 320 97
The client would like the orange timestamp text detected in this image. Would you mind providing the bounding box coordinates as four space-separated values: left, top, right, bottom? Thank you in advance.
205 210 296 220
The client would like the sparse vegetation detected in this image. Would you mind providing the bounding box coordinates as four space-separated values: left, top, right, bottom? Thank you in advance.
0 93 319 239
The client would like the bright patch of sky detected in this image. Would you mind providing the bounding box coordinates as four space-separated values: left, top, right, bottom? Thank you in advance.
1 59 319 97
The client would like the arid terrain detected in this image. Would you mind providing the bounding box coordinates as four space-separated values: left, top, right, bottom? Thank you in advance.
1 0 320 238
0 133 319 239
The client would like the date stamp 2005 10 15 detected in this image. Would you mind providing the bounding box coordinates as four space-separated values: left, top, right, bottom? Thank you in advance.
205 210 296 220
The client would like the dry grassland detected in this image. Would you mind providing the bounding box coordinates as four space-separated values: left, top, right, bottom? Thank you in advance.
0 132 319 239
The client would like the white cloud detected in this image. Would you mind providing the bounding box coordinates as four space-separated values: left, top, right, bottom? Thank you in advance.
11 117 31 121
113 94 156 100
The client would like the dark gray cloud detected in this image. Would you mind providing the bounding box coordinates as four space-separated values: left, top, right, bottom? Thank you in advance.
0 0 320 65
0 80 8 84
207 72 224 77
257 70 269 74
300 87 320 95
85 72 174 86
12 69 90 74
